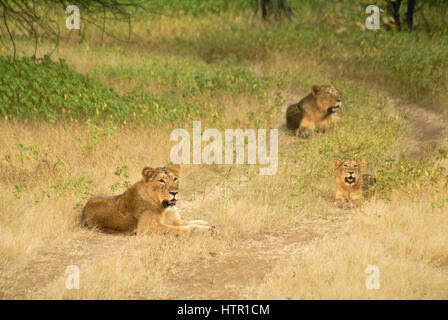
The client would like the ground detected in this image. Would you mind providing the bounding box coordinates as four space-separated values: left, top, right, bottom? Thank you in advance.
1 82 446 299
1 2 448 299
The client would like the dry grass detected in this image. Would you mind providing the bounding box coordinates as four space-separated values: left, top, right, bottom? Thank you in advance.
248 192 448 299
0 119 298 299
0 121 166 261
1 114 447 299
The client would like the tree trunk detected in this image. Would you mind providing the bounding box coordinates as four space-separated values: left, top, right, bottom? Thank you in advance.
387 0 402 30
258 0 293 20
261 0 268 20
406 0 416 31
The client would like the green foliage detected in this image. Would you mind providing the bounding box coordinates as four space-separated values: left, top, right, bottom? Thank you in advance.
110 165 131 193
97 55 271 96
145 0 251 14
76 120 119 156
0 55 130 123
51 177 97 210
3 0 447 125
0 55 216 125
375 157 447 200
93 54 280 127
1 142 65 183
1 0 447 209
0 141 96 207
284 77 445 201
127 88 217 125
135 0 448 106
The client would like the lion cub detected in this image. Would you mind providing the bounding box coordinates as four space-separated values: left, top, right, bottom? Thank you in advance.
334 159 376 209
286 85 342 138
81 165 215 235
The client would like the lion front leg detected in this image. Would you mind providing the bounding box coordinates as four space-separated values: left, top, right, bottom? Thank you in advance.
335 192 350 209
316 119 331 133
297 118 315 138
297 128 310 139
186 219 210 226
335 200 355 210
186 220 217 234
335 199 348 209
164 208 215 230
136 211 215 235
350 199 362 208
136 212 190 235
349 192 363 208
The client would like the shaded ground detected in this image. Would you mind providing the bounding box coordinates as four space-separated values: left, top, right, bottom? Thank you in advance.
396 100 447 159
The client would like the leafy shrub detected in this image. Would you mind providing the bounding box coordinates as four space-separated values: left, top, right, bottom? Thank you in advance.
0 55 214 125
375 149 448 200
0 55 131 122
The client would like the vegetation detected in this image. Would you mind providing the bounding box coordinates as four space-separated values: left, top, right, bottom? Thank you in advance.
0 0 447 299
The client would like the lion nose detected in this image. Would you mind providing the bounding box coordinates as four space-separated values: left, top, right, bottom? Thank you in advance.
349 171 354 175
169 191 178 197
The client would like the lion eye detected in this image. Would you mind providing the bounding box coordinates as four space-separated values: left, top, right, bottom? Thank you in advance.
174 178 178 182
354 164 358 168
159 179 165 184
343 164 348 168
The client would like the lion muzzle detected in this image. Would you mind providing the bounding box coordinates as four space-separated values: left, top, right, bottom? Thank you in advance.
344 175 356 185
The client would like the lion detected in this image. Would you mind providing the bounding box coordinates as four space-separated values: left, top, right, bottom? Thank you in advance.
286 85 342 138
333 159 376 209
80 165 215 235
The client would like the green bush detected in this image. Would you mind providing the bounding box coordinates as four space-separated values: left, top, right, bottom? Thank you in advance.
0 55 214 125
0 55 130 122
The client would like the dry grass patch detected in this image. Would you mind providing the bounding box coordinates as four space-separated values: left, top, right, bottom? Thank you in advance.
249 192 448 300
30 232 224 299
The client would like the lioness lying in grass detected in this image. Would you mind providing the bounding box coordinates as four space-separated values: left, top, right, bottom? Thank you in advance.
81 165 215 235
286 85 342 138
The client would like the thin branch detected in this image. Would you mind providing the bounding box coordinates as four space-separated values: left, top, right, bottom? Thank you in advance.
2 2 16 62
0 0 145 61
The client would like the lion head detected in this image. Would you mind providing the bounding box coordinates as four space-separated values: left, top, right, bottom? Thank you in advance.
311 84 342 114
334 159 364 187
141 165 180 209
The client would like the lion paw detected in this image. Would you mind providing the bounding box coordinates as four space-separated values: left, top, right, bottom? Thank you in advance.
209 225 219 236
297 128 311 139
335 200 354 210
190 224 218 235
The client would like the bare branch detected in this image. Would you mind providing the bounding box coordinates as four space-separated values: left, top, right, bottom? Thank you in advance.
0 0 146 61
2 2 16 61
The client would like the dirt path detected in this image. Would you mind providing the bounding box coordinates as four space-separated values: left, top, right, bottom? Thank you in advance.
1 89 447 300
163 212 348 299
393 99 447 159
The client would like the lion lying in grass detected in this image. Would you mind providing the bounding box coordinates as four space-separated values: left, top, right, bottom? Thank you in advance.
81 165 215 235
286 84 342 138
334 159 376 209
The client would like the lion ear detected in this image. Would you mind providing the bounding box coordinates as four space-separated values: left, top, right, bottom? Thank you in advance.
334 159 343 169
142 167 155 181
311 85 321 96
169 164 181 176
